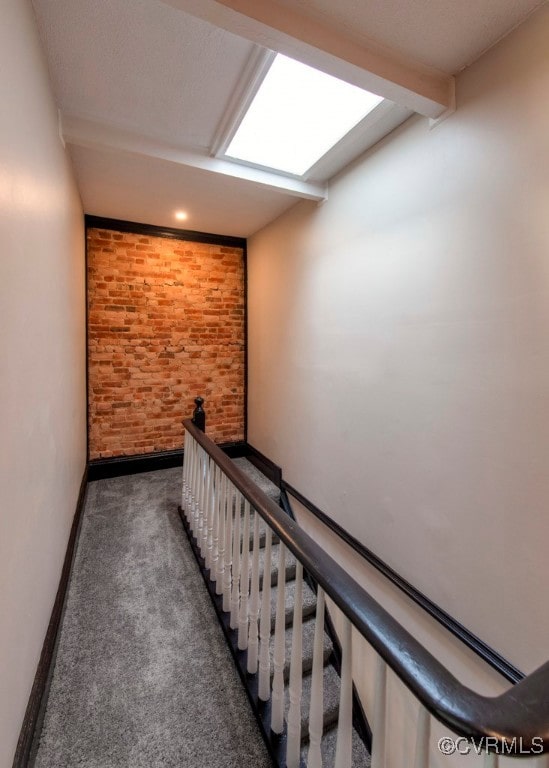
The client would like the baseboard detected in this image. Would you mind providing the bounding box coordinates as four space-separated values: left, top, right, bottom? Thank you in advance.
220 441 249 459
245 443 282 488
88 448 184 480
12 467 88 768
88 442 248 481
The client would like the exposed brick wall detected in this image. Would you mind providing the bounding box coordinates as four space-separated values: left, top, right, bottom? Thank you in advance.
87 227 245 459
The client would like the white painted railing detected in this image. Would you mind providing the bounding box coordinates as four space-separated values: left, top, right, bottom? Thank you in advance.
181 425 548 768
183 428 357 766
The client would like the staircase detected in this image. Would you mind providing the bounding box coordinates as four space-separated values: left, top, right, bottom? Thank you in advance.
182 418 549 767
207 458 371 766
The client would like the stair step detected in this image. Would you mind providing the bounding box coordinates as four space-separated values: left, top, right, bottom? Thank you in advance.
301 723 371 767
258 541 297 589
241 516 280 549
232 457 280 503
229 455 371 767
284 663 341 740
268 578 317 630
269 616 332 683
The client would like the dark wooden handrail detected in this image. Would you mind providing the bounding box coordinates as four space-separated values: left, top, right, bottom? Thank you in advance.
184 418 549 755
282 482 524 686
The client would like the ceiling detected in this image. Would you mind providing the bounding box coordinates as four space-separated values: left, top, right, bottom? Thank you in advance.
266 0 545 74
32 0 545 238
67 143 297 236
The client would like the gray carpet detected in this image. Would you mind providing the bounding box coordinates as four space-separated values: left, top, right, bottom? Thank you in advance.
231 459 280 503
32 468 272 768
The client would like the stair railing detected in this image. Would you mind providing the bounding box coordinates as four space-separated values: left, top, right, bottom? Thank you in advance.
181 418 549 766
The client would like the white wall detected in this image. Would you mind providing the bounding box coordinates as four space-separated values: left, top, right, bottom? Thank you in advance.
0 1 86 765
248 2 549 683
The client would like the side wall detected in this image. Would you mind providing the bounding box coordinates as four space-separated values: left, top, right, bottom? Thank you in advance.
0 1 86 765
87 227 245 457
248 6 549 675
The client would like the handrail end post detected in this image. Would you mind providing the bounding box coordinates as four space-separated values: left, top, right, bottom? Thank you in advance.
192 396 206 432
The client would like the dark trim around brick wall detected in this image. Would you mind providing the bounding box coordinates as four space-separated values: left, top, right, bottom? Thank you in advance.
85 215 246 249
84 214 248 466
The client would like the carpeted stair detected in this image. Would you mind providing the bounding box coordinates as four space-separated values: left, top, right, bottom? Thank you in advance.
232 459 371 767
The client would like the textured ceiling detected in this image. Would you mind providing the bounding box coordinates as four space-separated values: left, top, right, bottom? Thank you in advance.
31 0 547 236
68 144 297 237
32 0 254 150
272 0 545 73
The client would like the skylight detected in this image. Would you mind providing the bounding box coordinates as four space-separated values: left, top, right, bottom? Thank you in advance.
224 54 384 177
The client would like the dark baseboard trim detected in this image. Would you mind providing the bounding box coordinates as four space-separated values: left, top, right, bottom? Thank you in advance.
85 215 246 249
245 443 282 488
88 442 248 481
13 467 88 768
88 449 184 480
221 441 249 459
282 481 524 686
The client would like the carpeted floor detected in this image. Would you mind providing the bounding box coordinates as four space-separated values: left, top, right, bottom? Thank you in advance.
31 467 273 768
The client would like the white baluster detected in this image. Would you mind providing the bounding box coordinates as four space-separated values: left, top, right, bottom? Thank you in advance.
287 561 304 768
230 490 242 629
216 471 226 595
190 441 199 531
194 448 205 539
181 432 188 511
222 480 234 612
200 452 208 550
258 526 273 701
413 706 430 768
335 616 353 768
307 587 325 768
247 508 261 673
188 436 196 511
200 456 212 558
188 442 198 532
204 459 212 564
185 434 196 522
210 464 220 582
271 541 286 734
371 655 387 768
484 753 498 768
238 500 251 650
205 459 216 570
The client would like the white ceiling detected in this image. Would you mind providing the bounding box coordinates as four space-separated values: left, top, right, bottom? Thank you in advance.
271 0 546 74
32 0 254 150
32 0 545 237
68 143 297 237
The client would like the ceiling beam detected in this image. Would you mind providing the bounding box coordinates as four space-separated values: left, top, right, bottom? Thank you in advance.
161 0 455 119
62 116 327 202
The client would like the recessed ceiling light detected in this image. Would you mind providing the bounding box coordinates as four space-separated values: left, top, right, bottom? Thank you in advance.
225 54 384 177
175 211 188 221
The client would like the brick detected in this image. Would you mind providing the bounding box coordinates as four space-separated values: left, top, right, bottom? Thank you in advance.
88 228 245 459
